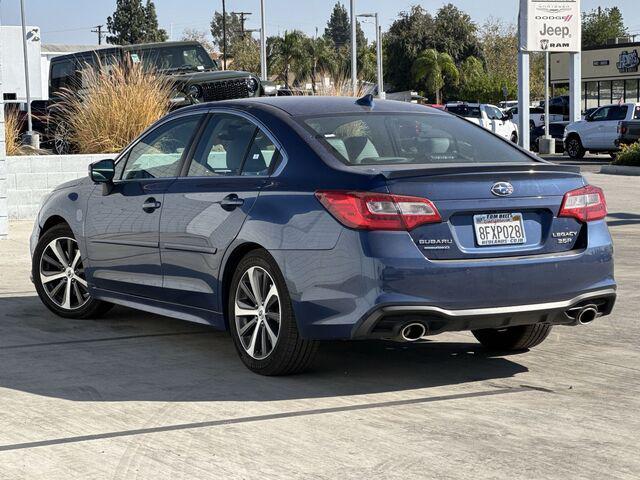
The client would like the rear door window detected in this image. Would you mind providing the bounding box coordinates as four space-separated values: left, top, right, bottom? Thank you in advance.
607 106 628 121
188 114 257 177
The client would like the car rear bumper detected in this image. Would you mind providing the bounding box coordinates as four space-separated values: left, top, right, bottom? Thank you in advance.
352 288 616 340
272 219 615 340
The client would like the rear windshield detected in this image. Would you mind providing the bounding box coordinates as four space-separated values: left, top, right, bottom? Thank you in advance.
445 105 481 118
303 113 533 166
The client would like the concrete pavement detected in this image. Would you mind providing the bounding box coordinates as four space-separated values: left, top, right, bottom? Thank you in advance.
0 172 638 479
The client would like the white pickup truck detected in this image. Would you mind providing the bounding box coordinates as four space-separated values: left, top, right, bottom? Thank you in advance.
506 106 564 130
564 103 640 158
445 103 519 143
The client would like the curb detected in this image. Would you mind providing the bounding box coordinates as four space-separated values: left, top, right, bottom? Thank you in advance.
600 165 640 176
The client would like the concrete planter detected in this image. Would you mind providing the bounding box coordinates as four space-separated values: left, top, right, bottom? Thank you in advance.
600 165 640 176
5 154 110 220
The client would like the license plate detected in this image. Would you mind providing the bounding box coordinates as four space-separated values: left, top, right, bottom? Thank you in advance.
473 213 526 246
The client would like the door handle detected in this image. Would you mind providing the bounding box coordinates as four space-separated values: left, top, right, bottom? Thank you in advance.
220 194 245 211
142 197 161 213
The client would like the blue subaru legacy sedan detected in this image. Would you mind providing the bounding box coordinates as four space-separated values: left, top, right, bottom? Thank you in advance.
31 96 616 375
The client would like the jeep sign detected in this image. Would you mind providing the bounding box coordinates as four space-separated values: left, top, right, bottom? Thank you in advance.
519 0 581 52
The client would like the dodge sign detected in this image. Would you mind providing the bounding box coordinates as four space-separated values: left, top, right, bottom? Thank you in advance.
519 0 581 52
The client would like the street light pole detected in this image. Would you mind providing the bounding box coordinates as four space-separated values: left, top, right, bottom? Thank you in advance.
350 0 357 96
222 0 227 70
260 0 267 81
19 0 34 143
358 13 383 98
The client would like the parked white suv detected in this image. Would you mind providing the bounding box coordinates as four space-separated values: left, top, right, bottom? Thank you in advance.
506 106 564 130
445 103 518 143
564 103 640 159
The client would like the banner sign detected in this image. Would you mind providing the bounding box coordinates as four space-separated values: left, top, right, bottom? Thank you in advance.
519 0 581 52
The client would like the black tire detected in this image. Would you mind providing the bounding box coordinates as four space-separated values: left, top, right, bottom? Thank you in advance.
472 324 552 351
510 132 518 144
566 136 585 159
529 120 536 131
228 249 318 376
32 224 113 319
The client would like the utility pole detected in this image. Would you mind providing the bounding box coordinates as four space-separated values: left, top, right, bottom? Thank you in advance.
260 0 267 81
91 25 104 45
350 0 356 96
222 0 227 70
19 0 36 146
232 11 252 37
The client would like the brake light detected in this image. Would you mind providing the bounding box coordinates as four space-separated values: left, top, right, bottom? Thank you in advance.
558 185 607 222
315 191 442 231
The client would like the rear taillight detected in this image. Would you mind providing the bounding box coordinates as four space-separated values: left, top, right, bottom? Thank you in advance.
558 185 607 222
315 191 441 231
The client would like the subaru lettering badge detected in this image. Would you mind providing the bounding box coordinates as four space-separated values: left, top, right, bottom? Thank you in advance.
491 182 514 197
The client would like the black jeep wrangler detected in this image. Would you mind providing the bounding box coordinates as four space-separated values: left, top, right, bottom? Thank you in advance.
41 41 262 153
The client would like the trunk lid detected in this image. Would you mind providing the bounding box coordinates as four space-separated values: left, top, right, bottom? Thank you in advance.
378 164 587 260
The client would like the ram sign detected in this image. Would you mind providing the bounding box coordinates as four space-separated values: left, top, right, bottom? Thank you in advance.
519 0 581 52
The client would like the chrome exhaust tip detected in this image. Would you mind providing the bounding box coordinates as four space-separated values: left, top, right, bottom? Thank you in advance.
576 305 599 325
400 322 427 342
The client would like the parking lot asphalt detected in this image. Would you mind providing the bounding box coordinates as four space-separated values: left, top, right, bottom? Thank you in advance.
0 172 638 480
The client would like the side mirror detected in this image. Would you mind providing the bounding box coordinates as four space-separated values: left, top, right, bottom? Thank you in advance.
502 114 511 122
90 159 115 184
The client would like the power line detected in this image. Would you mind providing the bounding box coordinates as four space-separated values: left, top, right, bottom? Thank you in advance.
231 11 252 37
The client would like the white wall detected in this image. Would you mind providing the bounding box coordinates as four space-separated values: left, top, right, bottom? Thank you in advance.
6 154 107 220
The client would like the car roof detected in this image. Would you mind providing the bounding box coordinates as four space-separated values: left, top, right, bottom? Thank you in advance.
49 41 203 63
177 96 448 118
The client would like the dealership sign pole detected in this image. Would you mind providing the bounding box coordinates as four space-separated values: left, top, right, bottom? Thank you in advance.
518 0 581 151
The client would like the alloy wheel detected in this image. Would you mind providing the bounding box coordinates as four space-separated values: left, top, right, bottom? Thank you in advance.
234 266 281 360
39 237 90 310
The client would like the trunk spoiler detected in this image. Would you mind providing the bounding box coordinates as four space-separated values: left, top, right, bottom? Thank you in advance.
353 163 581 180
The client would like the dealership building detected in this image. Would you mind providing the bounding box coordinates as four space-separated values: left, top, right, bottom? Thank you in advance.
551 41 640 111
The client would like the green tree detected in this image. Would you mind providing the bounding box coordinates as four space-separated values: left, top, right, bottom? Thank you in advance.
383 6 435 92
142 0 168 43
433 4 480 63
270 30 308 89
107 0 147 45
305 37 336 93
107 0 167 45
231 37 261 75
412 49 459 104
324 2 366 48
582 7 627 48
210 11 243 55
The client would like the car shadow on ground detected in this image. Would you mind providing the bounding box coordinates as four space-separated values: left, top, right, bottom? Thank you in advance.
606 212 640 227
0 295 528 403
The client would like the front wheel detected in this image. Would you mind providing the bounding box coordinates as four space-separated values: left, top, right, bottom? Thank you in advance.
228 250 318 375
472 324 552 351
565 136 585 159
32 224 113 319
510 132 518 144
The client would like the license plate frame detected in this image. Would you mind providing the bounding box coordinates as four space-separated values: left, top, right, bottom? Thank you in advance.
473 213 526 247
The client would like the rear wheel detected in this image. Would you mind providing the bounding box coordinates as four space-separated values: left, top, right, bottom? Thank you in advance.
510 132 518 144
566 136 585 159
33 224 112 319
472 324 552 351
228 250 318 375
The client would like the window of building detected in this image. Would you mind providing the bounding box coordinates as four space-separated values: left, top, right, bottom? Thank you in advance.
612 80 625 104
585 82 599 109
600 81 612 105
625 79 639 103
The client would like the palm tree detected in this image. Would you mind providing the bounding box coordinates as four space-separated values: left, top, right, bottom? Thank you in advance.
270 30 308 89
305 37 336 94
412 49 460 104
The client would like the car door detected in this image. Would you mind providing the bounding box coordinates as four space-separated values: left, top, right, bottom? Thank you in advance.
488 105 508 138
159 112 283 312
84 113 204 299
581 106 609 149
601 105 628 150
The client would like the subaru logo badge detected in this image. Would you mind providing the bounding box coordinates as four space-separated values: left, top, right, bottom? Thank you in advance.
491 182 514 197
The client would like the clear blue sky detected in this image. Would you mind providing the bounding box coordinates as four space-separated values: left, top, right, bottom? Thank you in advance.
1 0 638 46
